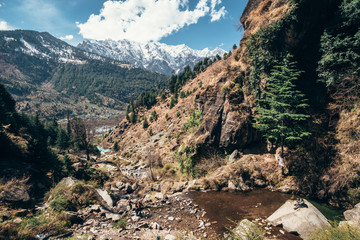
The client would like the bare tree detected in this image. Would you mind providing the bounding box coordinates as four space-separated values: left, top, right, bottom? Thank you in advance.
71 117 90 160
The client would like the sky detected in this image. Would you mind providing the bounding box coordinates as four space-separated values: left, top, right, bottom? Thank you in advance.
0 0 248 51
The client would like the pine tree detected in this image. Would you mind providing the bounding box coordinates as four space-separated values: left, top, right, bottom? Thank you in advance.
253 54 311 159
113 141 120 152
143 117 149 129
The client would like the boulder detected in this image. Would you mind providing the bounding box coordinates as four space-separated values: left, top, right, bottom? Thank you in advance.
96 189 113 207
231 219 258 240
267 199 330 240
164 234 176 240
59 177 78 187
154 192 164 200
228 150 241 163
0 186 30 203
344 203 360 223
105 212 123 221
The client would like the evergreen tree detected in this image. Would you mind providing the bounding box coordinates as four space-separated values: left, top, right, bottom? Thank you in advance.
113 141 120 152
253 54 311 159
233 44 237 50
56 128 70 150
143 117 149 129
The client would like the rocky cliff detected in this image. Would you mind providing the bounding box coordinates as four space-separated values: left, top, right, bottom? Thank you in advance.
103 0 359 207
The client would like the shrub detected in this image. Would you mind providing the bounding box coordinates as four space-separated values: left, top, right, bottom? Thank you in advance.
311 222 360 240
113 215 127 230
183 110 202 131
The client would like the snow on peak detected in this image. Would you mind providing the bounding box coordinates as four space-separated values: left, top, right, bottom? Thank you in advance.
78 39 226 75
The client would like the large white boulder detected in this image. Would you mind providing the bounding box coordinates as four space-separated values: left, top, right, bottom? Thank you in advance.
267 199 329 240
96 189 113 207
344 203 360 223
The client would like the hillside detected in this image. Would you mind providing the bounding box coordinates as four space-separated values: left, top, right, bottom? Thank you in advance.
78 39 226 75
102 0 359 208
0 30 167 118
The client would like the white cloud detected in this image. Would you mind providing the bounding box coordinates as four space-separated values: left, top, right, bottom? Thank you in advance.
0 21 12 30
60 35 74 41
0 3 2 7
77 0 227 42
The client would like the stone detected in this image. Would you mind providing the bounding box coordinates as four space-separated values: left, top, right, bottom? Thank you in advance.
13 217 22 223
0 186 30 203
106 213 123 221
168 216 174 221
198 220 205 228
254 179 266 187
267 199 330 240
172 182 188 193
0 211 11 221
96 189 113 207
231 219 257 240
228 180 237 190
344 203 360 223
154 192 164 200
131 216 140 222
150 222 162 230
14 209 28 217
228 150 241 163
90 204 101 212
164 234 176 240
115 181 125 190
59 177 78 187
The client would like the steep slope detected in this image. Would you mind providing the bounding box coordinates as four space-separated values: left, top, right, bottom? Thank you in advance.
78 39 226 75
0 30 167 118
102 0 359 207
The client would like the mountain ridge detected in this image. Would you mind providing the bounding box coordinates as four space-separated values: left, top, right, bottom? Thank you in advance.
78 39 226 75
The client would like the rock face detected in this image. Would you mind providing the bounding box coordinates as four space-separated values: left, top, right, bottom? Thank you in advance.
267 199 329 240
343 203 360 223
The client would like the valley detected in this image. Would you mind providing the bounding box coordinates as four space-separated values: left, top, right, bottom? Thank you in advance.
1 0 360 239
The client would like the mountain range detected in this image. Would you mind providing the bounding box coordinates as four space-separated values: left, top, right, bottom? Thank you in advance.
77 39 226 75
0 30 167 118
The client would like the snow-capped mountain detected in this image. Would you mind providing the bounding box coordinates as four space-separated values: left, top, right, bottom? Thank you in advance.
78 39 226 75
0 30 113 65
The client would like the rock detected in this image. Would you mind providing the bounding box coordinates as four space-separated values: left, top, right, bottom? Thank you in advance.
228 150 241 163
106 213 123 221
231 219 257 240
164 234 176 240
254 179 266 187
150 222 162 230
0 186 30 203
154 192 164 200
59 177 78 187
64 211 83 224
151 184 161 192
115 181 125 190
267 199 330 240
131 216 140 222
339 220 359 228
90 204 101 212
13 217 22 223
198 220 205 228
14 209 28 217
96 189 113 207
168 216 174 221
0 211 11 221
172 182 188 193
344 203 360 223
228 180 237 191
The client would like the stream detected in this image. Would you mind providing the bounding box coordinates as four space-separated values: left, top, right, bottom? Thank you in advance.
190 189 343 239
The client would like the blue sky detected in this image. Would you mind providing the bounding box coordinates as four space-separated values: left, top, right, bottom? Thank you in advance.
0 0 247 51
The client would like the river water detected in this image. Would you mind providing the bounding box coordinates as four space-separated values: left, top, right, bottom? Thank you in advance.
190 189 343 239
